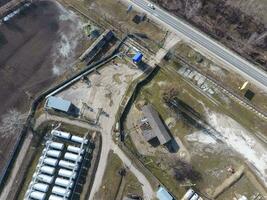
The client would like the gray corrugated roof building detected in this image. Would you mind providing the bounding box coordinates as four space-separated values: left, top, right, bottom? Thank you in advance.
141 104 171 145
45 96 72 113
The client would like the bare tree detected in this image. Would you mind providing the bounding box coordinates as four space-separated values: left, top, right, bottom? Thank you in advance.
162 84 179 102
184 0 203 19
0 109 27 137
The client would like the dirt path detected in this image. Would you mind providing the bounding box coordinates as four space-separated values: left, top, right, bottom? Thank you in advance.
34 112 100 132
0 132 33 200
89 33 180 200
113 144 155 199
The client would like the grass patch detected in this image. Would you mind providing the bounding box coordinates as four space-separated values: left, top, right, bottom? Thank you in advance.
173 42 267 114
17 147 43 200
94 151 143 199
113 73 122 84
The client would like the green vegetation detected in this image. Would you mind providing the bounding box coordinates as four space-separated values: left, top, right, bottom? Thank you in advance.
60 0 166 52
174 42 267 114
94 151 143 199
17 147 43 200
123 59 266 198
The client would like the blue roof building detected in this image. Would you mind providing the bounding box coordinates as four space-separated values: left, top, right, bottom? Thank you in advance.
157 186 174 200
132 52 143 63
45 96 72 113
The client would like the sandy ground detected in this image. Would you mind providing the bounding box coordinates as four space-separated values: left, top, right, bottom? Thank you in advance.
0 0 84 181
186 111 267 188
57 60 153 198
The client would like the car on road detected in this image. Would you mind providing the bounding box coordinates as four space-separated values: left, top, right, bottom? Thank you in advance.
147 3 155 10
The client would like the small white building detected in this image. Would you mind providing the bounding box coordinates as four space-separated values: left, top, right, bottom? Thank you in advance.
43 158 58 167
71 135 88 144
52 130 71 140
44 149 62 158
52 186 71 197
64 152 82 163
59 160 78 170
58 169 77 179
48 195 64 200
55 177 74 188
67 145 84 154
32 183 49 193
40 166 55 175
29 191 46 200
37 174 54 184
47 141 64 150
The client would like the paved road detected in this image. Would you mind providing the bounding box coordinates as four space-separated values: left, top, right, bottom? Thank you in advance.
131 0 267 89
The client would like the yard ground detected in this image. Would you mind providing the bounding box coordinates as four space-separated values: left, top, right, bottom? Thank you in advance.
123 60 267 199
94 151 143 200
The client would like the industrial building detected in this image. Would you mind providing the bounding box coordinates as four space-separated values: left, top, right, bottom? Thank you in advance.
45 96 75 114
24 129 90 200
140 104 171 145
156 186 174 200
181 188 203 200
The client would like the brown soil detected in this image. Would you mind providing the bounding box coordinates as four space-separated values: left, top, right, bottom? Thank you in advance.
0 0 82 177
0 0 12 7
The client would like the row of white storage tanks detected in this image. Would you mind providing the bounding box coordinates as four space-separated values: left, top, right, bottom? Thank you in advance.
26 130 88 200
181 189 203 200
27 178 73 200
51 130 88 145
26 144 86 199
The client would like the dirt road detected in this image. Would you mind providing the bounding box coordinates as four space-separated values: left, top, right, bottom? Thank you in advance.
34 112 100 132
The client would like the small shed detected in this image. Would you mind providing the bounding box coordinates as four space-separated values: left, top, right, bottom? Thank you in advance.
45 96 72 113
157 186 174 200
133 52 143 63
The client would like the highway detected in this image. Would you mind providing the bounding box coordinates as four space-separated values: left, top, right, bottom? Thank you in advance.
131 0 267 89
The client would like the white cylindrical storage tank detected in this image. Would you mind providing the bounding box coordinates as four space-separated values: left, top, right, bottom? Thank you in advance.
52 130 71 140
52 186 70 197
37 174 54 184
43 158 58 167
48 195 64 200
29 191 46 200
59 160 78 170
40 165 55 175
33 172 38 178
71 135 88 144
46 150 62 158
47 141 64 150
32 183 49 193
38 156 45 164
58 169 77 179
181 188 195 200
64 152 82 162
67 145 84 154
190 193 199 200
55 177 74 188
